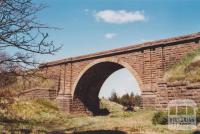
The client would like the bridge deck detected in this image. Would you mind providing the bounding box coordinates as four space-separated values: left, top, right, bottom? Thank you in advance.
40 32 200 67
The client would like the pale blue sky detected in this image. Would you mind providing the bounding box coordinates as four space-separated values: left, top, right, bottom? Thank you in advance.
32 0 200 97
99 68 141 98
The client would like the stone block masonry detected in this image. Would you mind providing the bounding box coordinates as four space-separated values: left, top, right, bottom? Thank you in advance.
38 32 200 115
18 88 57 100
156 81 200 109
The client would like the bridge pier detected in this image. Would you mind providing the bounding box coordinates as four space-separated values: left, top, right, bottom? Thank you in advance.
56 94 93 115
56 94 72 113
141 91 156 108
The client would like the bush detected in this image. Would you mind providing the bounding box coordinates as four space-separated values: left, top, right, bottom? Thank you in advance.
109 91 119 103
120 93 134 107
134 95 141 107
152 111 168 125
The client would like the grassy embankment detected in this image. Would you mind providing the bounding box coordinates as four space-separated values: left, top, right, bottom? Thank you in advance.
165 47 200 82
1 98 199 134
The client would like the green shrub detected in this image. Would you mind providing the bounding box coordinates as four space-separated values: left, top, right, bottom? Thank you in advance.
109 91 119 103
134 95 141 107
152 111 168 125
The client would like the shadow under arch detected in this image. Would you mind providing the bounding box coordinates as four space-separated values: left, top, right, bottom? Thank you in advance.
71 58 143 115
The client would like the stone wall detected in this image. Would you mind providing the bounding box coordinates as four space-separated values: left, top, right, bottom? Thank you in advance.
156 81 200 109
18 88 57 100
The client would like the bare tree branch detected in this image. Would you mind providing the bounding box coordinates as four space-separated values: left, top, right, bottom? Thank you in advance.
0 0 61 79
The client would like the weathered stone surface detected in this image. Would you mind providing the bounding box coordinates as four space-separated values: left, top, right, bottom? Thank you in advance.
156 81 200 109
38 32 200 114
19 88 57 100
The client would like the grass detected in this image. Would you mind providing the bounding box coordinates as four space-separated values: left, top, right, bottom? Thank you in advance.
164 47 200 82
0 99 200 134
0 98 70 132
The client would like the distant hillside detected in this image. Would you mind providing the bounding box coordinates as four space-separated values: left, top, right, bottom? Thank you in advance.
164 47 200 83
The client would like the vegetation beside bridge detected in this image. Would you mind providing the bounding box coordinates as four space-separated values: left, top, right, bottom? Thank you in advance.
165 47 200 82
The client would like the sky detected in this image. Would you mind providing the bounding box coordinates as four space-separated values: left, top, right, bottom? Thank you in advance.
33 0 200 97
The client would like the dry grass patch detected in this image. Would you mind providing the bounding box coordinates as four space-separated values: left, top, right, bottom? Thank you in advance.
164 47 200 83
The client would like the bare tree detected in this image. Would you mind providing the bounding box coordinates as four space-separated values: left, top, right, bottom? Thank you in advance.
0 0 61 71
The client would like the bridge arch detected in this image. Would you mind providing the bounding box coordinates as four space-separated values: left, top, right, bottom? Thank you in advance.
71 58 143 115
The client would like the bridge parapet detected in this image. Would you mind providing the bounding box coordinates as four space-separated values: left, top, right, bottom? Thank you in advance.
40 32 200 68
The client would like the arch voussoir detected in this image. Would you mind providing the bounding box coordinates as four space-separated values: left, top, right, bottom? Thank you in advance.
70 58 144 115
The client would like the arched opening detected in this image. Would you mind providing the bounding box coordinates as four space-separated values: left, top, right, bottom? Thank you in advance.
99 68 141 99
72 60 142 115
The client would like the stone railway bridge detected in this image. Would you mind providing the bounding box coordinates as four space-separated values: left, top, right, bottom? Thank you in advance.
39 32 200 115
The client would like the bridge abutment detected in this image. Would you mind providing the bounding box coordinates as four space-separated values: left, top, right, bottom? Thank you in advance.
141 91 156 108
56 94 72 112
